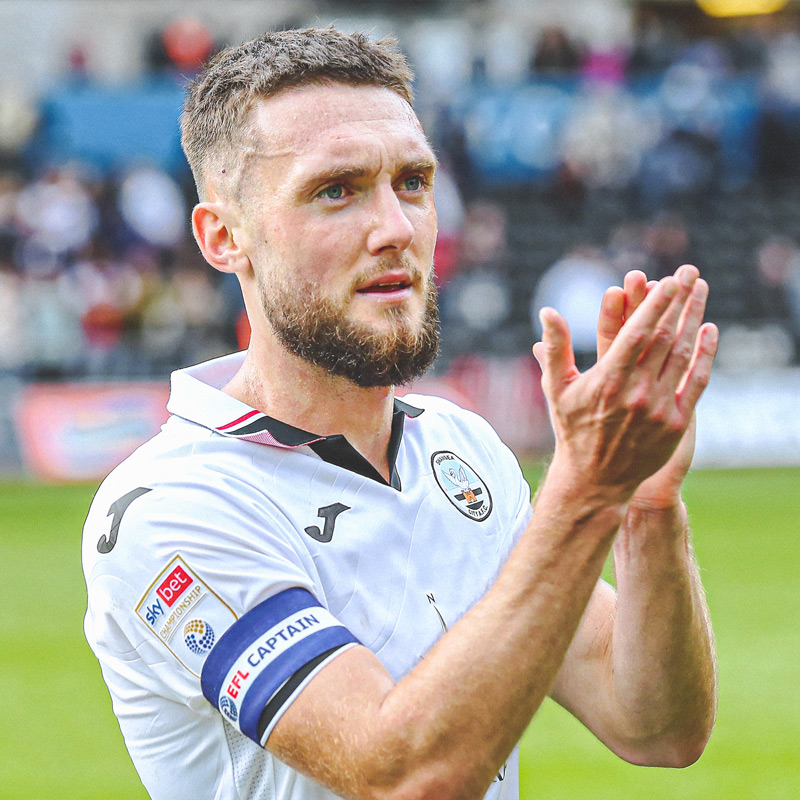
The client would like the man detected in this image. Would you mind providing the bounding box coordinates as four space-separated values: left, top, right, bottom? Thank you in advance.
83 28 718 800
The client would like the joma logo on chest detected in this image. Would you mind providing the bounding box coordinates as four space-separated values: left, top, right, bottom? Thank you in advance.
304 503 350 542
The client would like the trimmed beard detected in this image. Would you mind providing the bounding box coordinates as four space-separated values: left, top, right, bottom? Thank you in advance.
257 264 440 388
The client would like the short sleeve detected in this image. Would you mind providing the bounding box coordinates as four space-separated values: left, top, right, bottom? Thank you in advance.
83 465 359 746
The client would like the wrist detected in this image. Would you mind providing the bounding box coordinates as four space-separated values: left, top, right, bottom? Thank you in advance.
615 500 693 572
627 494 687 517
545 448 638 508
540 451 632 521
618 499 690 550
628 471 688 513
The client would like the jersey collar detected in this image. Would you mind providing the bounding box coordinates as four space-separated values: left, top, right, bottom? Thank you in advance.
168 352 424 490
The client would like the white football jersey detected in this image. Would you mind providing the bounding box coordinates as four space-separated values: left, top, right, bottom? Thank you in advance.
83 352 533 800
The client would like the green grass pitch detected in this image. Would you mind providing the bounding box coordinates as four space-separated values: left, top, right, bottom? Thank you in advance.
2 467 798 799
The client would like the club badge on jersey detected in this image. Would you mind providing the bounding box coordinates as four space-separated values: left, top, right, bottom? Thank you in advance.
431 451 493 521
136 556 238 677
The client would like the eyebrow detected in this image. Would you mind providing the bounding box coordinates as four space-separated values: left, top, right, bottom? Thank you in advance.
295 158 439 198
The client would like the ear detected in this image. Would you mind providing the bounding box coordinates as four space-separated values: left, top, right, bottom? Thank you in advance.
192 201 251 275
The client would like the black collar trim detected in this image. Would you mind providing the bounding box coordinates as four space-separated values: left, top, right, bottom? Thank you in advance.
393 397 424 418
215 398 424 489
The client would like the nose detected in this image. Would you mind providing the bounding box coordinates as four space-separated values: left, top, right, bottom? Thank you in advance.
365 184 415 255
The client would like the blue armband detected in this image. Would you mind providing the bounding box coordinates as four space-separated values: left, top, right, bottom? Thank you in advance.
201 587 359 744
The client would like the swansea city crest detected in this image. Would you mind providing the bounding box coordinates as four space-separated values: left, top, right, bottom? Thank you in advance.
431 451 493 521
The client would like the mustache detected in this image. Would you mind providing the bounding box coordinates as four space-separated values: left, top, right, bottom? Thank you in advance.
349 254 427 292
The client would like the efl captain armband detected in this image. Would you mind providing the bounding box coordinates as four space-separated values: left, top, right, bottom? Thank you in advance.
200 587 359 745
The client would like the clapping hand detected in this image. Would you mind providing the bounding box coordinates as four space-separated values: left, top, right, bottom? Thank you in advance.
594 266 718 508
533 265 718 505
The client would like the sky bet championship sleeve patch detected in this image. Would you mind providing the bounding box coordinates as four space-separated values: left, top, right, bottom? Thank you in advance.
200 587 360 745
135 556 237 678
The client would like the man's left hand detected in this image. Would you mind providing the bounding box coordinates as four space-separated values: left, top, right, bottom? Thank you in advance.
596 266 711 510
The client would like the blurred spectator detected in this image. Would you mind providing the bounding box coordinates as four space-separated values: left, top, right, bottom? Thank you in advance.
15 165 98 256
146 18 216 78
456 201 508 271
171 262 228 362
560 84 655 190
431 162 464 287
0 260 24 373
530 246 620 370
680 39 732 81
635 59 726 210
759 28 800 181
547 161 587 221
660 44 730 134
629 15 685 74
62 239 144 375
162 19 215 73
761 28 800 106
637 128 720 211
530 27 584 76
0 87 39 166
66 43 91 84
139 266 191 372
430 104 473 199
581 46 628 86
117 165 186 249
140 249 228 371
751 234 800 359
18 247 83 379
441 202 513 354
445 270 512 337
642 212 690 280
607 221 650 276
0 172 23 260
0 151 240 379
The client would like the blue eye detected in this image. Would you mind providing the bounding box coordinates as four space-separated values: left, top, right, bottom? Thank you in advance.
319 184 345 200
403 176 423 191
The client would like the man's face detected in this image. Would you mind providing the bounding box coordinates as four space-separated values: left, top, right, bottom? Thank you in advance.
230 83 440 387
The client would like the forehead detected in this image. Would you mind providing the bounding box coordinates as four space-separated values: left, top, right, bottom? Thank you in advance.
244 83 434 184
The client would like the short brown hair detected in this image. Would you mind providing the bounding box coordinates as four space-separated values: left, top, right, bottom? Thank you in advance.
180 27 415 198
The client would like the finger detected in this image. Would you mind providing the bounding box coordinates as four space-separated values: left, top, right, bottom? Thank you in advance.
676 323 719 415
623 270 648 319
597 285 624 360
674 263 700 286
637 267 699 374
660 278 709 388
604 276 680 370
532 307 579 394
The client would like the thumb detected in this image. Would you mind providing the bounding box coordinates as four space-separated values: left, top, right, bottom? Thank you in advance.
532 307 577 392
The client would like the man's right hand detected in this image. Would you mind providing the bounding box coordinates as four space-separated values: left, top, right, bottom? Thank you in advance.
532 266 718 503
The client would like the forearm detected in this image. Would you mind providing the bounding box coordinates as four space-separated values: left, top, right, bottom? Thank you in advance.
382 471 626 785
609 501 717 765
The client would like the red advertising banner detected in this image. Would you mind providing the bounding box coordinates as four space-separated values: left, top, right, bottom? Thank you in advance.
15 382 169 482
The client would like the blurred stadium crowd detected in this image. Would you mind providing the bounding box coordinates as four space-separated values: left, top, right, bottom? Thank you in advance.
3 4 800 382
